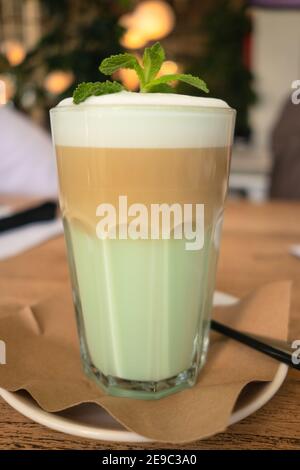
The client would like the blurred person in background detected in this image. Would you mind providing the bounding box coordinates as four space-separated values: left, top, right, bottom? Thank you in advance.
270 96 300 199
0 105 57 198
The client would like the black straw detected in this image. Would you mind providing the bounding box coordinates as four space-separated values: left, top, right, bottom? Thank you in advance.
0 201 57 233
211 319 300 370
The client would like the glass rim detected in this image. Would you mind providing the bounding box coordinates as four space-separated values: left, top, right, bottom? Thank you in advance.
50 103 236 116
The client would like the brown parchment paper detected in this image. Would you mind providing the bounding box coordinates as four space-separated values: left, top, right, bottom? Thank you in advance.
0 236 291 444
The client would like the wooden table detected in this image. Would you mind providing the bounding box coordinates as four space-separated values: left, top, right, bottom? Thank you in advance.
0 199 300 450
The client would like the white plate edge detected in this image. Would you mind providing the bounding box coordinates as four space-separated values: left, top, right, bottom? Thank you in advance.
0 291 289 443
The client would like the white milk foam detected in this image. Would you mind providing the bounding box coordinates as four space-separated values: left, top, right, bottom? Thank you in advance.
51 91 233 148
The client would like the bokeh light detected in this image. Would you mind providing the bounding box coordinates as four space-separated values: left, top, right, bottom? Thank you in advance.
44 70 74 95
117 68 140 91
0 81 6 105
120 1 175 49
3 40 26 66
158 60 179 76
120 29 148 49
0 75 15 104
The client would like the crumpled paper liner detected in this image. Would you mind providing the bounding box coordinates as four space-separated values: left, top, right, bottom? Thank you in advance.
0 238 291 443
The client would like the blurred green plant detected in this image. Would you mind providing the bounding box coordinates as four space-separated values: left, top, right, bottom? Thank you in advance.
0 0 127 123
177 0 257 139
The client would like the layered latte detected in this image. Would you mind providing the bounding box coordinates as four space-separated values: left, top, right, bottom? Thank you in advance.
50 92 234 397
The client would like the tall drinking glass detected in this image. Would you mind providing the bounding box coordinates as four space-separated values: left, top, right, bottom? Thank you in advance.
50 98 235 399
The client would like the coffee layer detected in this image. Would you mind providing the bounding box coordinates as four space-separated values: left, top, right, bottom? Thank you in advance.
56 146 230 232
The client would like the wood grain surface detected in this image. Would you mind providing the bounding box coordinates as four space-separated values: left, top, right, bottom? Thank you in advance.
0 199 300 449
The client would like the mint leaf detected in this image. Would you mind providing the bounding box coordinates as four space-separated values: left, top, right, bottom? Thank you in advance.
73 81 124 104
147 83 174 93
99 53 144 86
100 53 138 74
142 42 165 84
145 73 209 93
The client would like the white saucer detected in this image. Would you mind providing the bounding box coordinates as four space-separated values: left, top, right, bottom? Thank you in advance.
0 292 288 443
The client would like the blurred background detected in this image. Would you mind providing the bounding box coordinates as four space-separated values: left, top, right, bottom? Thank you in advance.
0 0 300 200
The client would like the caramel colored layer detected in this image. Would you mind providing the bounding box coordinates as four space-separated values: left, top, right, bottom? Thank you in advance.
56 146 231 231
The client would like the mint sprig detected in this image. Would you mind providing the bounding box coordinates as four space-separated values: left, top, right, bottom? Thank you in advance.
72 42 209 103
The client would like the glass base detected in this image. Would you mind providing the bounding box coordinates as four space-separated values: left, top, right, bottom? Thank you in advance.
81 333 210 400
75 287 211 399
83 360 199 400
